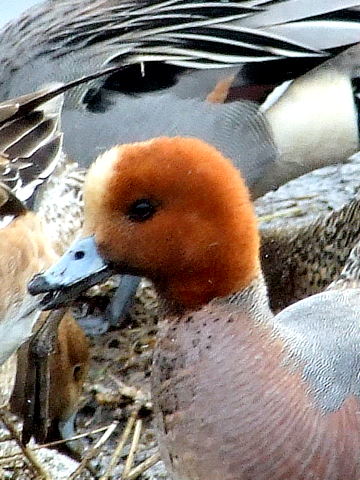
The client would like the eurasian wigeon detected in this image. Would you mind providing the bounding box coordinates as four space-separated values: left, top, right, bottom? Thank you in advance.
30 137 360 479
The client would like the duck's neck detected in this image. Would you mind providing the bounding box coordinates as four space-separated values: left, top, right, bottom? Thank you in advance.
161 270 273 322
217 272 273 321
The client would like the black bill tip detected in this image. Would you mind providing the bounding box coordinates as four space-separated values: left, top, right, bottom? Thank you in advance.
28 236 114 310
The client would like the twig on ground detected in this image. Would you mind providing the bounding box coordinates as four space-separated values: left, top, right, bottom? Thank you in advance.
122 418 142 478
68 421 118 480
125 452 161 480
99 409 138 480
36 424 116 451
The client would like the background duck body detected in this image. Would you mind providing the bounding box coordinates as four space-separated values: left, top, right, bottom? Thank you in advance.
0 208 57 365
2 0 360 197
0 72 113 364
260 193 360 312
10 309 89 449
34 158 85 257
257 47 359 193
0 187 89 448
0 84 66 366
0 78 101 450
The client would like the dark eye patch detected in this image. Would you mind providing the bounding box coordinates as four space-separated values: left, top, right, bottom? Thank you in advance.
127 198 157 222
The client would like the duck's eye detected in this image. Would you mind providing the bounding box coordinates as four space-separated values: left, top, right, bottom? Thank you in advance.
128 199 156 222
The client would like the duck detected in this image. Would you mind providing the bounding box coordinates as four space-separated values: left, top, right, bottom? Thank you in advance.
260 191 360 311
10 309 89 452
29 137 360 479
0 180 89 447
2 0 360 198
0 79 79 366
0 76 107 448
0 185 59 366
0 78 93 448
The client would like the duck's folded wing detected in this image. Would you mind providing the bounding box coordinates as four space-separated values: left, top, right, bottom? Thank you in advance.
273 288 360 412
0 66 130 205
0 85 64 205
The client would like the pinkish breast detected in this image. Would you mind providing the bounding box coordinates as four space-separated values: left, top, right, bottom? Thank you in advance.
151 303 360 480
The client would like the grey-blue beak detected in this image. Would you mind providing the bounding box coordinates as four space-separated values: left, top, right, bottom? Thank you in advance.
28 236 114 310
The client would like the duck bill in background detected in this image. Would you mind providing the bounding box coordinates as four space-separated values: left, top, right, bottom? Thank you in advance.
28 236 114 310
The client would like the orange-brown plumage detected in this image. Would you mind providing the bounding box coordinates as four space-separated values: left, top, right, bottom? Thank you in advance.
48 311 89 424
85 137 260 309
11 310 89 443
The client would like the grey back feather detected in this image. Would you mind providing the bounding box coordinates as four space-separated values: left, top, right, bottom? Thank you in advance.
61 93 278 194
273 289 360 412
1 0 359 177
